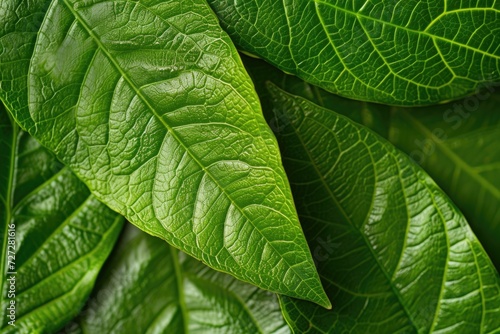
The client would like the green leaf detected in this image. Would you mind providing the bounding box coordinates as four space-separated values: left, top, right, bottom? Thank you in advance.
245 55 500 271
0 103 123 333
242 56 392 139
0 0 329 307
208 1 500 105
264 84 500 333
0 0 50 129
389 88 500 268
63 224 291 334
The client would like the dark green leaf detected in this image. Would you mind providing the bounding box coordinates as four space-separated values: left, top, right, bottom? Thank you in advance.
245 56 500 271
242 56 392 138
265 84 500 333
63 224 290 334
209 1 500 105
0 0 328 306
0 0 50 129
389 88 500 268
0 104 123 333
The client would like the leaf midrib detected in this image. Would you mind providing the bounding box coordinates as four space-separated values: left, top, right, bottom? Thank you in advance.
170 247 188 334
59 0 324 302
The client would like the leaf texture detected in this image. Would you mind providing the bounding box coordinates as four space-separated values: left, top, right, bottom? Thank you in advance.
0 0 329 306
242 56 392 138
245 56 500 271
0 104 123 333
265 84 500 333
389 88 500 269
208 0 500 105
63 224 291 334
0 0 51 128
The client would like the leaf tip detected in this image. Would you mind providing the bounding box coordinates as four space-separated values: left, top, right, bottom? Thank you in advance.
318 294 332 310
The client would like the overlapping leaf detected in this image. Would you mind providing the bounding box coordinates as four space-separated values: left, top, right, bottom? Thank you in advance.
245 56 500 271
0 0 328 306
264 84 500 333
389 90 500 269
209 0 500 105
63 224 290 334
0 104 123 333
242 56 392 138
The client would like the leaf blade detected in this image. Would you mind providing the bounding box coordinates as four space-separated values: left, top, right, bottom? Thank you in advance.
208 0 500 105
66 224 291 334
245 56 500 271
264 83 500 333
0 104 123 333
388 90 500 268
0 0 328 306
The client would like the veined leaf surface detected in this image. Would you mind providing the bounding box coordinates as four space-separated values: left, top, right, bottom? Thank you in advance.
242 56 393 138
389 89 500 268
0 104 123 333
0 0 328 306
209 0 500 105
265 84 500 333
64 224 291 334
0 0 52 128
245 56 500 271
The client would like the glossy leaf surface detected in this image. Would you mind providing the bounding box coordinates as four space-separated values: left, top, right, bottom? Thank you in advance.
245 56 500 271
64 224 291 334
265 85 500 333
209 0 500 105
0 0 328 306
0 104 123 333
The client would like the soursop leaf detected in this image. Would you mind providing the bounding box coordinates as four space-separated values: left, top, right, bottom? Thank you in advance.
208 0 500 105
265 84 500 333
0 103 123 333
0 0 329 306
63 224 291 334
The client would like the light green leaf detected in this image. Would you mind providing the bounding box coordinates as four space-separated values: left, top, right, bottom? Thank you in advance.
209 1 500 105
0 104 123 333
63 224 291 334
264 84 500 333
0 0 329 306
